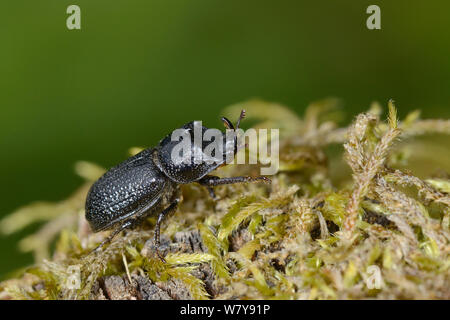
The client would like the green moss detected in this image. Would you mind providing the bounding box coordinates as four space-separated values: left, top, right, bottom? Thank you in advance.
1 99 449 300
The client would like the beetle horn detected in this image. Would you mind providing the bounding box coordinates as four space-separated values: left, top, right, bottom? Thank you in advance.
221 109 246 131
221 116 234 130
221 109 246 159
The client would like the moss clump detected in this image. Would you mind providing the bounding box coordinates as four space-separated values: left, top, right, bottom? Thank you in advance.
1 99 449 300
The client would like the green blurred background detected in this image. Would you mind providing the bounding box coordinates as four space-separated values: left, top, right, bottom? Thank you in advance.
1 0 449 277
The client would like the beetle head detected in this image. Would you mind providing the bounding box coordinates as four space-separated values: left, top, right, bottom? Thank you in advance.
154 110 246 183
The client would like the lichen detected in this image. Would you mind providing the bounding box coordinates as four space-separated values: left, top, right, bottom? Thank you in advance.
1 99 449 300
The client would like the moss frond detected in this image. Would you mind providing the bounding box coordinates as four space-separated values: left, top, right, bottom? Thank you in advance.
198 223 230 279
165 252 214 265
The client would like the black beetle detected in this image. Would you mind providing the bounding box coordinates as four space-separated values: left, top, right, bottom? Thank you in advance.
85 110 270 259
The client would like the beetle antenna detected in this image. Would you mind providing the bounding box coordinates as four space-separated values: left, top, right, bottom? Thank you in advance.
236 109 246 130
222 110 246 157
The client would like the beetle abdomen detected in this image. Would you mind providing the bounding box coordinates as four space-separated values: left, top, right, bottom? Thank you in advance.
85 148 168 232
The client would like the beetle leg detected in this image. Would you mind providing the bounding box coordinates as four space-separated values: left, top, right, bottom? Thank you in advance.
198 175 270 202
154 198 180 262
90 219 134 254
206 186 218 201
198 175 271 187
